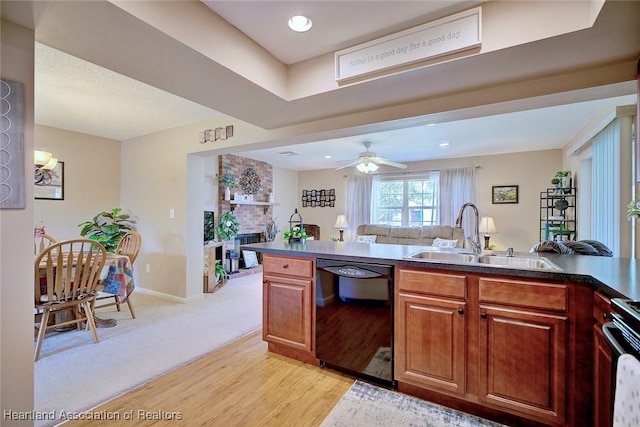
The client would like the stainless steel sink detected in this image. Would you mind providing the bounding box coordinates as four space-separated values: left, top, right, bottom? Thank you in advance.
477 255 560 270
404 250 561 271
404 251 476 263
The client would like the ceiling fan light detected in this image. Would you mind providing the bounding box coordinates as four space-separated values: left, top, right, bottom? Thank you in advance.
356 161 378 174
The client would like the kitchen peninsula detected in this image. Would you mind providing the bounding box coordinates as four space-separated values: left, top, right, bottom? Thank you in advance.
244 240 638 427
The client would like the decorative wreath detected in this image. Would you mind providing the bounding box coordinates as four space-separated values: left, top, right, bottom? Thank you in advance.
217 211 240 240
239 167 261 195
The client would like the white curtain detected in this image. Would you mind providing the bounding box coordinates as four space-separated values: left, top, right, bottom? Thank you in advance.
346 173 373 240
591 118 620 254
439 167 478 239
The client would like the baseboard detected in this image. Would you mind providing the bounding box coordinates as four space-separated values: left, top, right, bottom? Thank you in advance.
134 287 205 304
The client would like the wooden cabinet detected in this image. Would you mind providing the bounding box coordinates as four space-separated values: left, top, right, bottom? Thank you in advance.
395 269 468 396
395 268 587 426
262 254 315 360
593 291 613 427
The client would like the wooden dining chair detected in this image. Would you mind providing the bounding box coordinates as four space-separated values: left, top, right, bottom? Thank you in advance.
34 239 107 361
34 234 57 255
94 230 142 319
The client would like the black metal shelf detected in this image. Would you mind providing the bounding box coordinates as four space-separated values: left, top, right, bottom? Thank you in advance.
540 187 577 242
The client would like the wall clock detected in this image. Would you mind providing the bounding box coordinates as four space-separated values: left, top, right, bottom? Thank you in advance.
239 167 261 194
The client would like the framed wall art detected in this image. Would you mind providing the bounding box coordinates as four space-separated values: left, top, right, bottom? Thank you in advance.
35 161 64 200
492 185 518 204
301 188 335 207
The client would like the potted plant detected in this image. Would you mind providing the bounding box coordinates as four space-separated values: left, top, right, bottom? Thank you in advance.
283 226 308 243
554 171 571 189
216 173 236 201
214 262 228 284
78 208 136 252
217 211 240 241
627 200 640 221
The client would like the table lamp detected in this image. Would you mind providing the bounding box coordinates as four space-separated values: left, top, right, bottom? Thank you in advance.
479 216 497 250
334 214 349 242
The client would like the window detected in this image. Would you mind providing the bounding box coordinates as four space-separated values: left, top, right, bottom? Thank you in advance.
372 172 439 226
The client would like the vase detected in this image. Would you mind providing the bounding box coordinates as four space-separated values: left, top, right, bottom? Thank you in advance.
224 186 231 201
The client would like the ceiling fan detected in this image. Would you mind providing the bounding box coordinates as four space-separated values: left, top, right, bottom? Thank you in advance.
335 141 408 173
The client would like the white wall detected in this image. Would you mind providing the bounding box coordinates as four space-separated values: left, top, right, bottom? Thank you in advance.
0 18 35 424
34 125 121 240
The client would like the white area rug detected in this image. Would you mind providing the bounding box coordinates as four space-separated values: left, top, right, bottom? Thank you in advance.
34 275 262 427
321 380 507 427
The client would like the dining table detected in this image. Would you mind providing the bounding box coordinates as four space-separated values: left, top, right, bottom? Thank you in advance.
37 252 136 328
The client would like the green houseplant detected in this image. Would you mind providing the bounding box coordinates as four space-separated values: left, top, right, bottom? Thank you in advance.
78 208 136 252
214 263 228 283
217 211 240 240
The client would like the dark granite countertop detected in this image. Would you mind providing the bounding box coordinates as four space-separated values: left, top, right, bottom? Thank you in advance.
243 240 640 300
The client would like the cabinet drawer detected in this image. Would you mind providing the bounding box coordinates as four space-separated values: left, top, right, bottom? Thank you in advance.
263 255 314 279
479 277 567 311
593 291 611 326
397 268 467 299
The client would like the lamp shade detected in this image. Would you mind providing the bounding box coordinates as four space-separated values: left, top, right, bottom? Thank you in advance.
479 216 497 234
334 214 349 229
34 150 52 167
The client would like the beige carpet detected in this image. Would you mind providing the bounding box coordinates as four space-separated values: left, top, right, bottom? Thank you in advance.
321 380 508 427
34 274 262 427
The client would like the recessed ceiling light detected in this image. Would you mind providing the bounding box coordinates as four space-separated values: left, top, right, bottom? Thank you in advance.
439 141 450 147
426 123 437 127
288 15 312 32
324 155 332 159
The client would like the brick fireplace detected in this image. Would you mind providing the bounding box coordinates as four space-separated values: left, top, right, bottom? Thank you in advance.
218 154 274 270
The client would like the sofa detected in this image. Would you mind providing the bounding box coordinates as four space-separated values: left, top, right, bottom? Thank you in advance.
355 224 465 248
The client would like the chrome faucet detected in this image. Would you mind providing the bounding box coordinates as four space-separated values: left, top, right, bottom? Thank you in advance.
455 203 482 254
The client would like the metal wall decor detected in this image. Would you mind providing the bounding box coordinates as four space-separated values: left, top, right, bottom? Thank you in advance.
0 79 26 209
199 125 234 143
239 167 261 194
301 188 335 207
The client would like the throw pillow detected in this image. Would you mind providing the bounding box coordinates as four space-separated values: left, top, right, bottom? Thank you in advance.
432 237 458 248
355 235 377 243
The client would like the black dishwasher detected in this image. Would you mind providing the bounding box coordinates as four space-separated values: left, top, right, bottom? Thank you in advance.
315 258 395 388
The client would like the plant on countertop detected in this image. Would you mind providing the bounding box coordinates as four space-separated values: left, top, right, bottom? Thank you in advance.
217 211 240 240
283 226 308 240
627 200 640 221
216 173 236 188
78 208 136 252
554 170 571 177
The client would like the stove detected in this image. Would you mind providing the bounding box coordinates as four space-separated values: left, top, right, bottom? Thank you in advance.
606 299 640 357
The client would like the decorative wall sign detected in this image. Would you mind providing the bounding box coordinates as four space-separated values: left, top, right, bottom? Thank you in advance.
301 188 335 207
35 161 64 200
335 7 481 81
0 79 26 209
239 167 261 194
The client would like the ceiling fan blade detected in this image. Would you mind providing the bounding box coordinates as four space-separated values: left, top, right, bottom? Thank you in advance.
335 160 361 170
377 158 408 169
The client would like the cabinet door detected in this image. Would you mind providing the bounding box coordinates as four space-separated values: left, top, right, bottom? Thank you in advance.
593 325 613 427
478 305 567 425
395 292 466 395
263 274 313 352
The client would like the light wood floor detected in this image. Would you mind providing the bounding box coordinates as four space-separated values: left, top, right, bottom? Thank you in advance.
64 330 354 426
